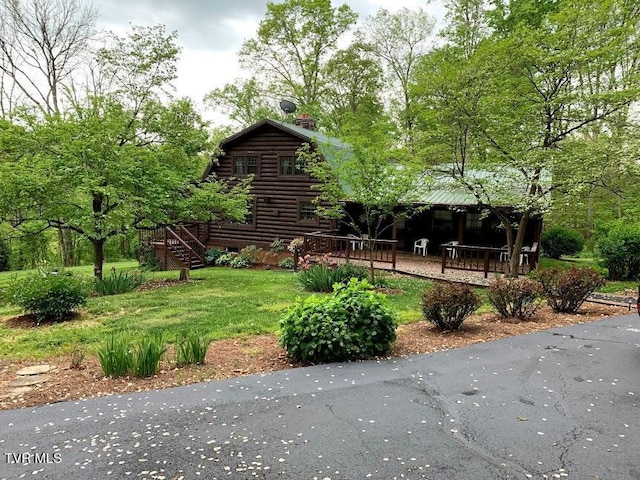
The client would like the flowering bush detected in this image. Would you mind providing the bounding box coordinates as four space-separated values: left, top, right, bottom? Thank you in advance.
287 237 305 255
487 277 543 321
534 267 605 313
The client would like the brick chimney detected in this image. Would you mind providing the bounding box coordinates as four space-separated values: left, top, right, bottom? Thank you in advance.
293 113 316 130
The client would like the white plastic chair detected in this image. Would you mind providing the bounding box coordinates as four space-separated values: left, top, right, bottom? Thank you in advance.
499 245 509 262
445 241 459 259
413 238 429 256
347 233 363 250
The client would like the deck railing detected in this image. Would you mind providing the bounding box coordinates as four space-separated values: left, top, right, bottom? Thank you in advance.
303 232 397 269
440 244 534 278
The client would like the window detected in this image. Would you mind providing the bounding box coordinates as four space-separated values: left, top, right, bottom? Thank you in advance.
299 201 317 221
280 155 306 176
234 156 258 175
432 209 452 232
465 212 482 231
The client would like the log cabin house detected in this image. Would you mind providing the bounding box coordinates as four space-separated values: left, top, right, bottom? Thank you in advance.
143 115 542 272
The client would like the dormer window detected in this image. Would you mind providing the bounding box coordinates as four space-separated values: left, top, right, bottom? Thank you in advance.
234 156 259 175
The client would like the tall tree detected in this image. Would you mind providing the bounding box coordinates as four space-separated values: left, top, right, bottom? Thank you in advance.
0 0 97 265
237 0 357 111
357 7 436 145
300 131 424 283
0 26 251 278
0 0 97 116
322 42 391 138
204 78 280 128
414 0 640 275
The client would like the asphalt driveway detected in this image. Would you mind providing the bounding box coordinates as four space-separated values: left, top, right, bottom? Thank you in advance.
1 314 639 480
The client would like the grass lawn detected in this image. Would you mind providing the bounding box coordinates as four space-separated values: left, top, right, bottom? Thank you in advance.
0 262 430 361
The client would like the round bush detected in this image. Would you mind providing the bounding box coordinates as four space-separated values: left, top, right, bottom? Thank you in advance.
541 226 584 259
597 221 640 280
421 282 480 331
7 270 90 323
487 277 543 321
534 266 605 313
279 278 397 363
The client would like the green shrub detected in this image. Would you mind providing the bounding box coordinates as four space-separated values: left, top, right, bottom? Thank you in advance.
335 262 370 282
6 270 90 323
230 255 253 268
132 336 167 377
421 282 480 331
239 245 262 263
97 335 133 377
280 278 397 363
205 248 224 265
278 257 295 269
487 277 543 321
136 243 162 271
541 226 585 259
534 267 605 313
94 269 145 296
175 332 212 366
597 221 640 280
215 252 238 266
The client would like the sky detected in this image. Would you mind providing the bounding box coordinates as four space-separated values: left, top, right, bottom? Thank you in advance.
96 0 440 124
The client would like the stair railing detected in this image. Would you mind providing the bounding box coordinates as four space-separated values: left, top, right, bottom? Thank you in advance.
177 225 207 266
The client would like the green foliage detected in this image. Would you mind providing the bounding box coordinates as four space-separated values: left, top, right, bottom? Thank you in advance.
270 238 285 254
279 278 397 363
229 255 253 269
175 332 212 366
205 248 224 265
97 335 133 377
278 257 295 269
94 269 145 296
131 335 167 377
297 260 370 292
215 252 238 266
487 277 543 321
136 243 162 271
0 237 9 272
541 226 584 259
534 267 605 313
597 222 640 280
6 270 90 323
237 245 262 264
421 282 480 331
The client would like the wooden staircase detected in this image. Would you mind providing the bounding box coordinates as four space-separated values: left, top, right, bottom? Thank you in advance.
141 224 208 271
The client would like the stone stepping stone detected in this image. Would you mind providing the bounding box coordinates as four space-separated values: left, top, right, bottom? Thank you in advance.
8 374 50 388
16 365 55 376
0 386 33 399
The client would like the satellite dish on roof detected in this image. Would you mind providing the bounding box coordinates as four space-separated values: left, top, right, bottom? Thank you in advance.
279 99 297 114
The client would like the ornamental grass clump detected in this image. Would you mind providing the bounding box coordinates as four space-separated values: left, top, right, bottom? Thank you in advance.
421 282 481 332
487 277 544 321
94 268 145 296
97 335 133 377
534 267 605 313
175 332 212 366
132 335 167 377
6 270 90 323
280 278 397 363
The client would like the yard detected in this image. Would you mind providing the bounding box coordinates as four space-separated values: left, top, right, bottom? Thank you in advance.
0 261 630 410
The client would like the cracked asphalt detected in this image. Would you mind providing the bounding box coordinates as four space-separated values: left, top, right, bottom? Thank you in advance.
1 314 639 480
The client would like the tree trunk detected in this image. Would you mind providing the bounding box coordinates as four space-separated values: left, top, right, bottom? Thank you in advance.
92 238 105 279
58 229 76 267
507 212 530 278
